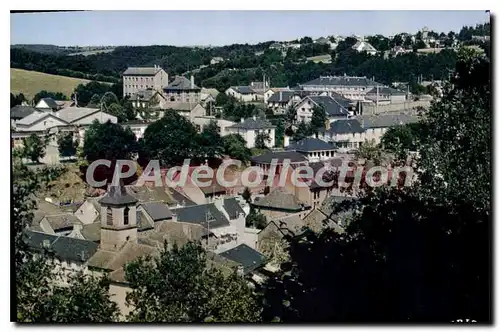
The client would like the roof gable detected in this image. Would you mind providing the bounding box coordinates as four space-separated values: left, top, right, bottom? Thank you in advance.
219 244 266 274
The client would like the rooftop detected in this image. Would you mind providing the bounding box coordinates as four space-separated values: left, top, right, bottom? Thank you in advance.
10 105 41 120
229 86 255 95
307 96 351 117
286 137 335 152
251 150 308 164
253 188 309 212
99 185 139 206
38 97 59 109
321 119 365 135
227 117 275 130
56 107 101 123
356 114 420 129
171 203 230 229
219 244 266 274
123 67 162 76
301 76 382 87
164 76 200 91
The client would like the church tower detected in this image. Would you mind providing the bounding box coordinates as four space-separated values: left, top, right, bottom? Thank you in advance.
99 184 138 251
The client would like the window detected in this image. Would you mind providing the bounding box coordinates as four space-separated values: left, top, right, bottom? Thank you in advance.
106 207 113 225
124 207 130 225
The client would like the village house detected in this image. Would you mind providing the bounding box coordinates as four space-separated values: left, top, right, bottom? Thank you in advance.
294 95 353 124
365 86 407 105
226 116 276 148
266 90 309 115
263 87 291 103
122 65 169 97
356 113 420 145
129 89 167 109
210 57 224 65
317 119 366 152
35 97 63 111
225 86 258 102
252 188 311 220
351 40 378 55
299 75 383 100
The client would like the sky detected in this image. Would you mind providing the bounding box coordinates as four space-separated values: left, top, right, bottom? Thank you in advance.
10 10 489 47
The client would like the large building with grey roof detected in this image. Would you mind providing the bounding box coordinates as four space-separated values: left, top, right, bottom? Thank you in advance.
294 95 354 124
122 65 169 97
226 116 276 148
299 75 383 100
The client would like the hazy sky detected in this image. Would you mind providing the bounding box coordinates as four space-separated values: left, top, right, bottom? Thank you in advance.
11 10 488 46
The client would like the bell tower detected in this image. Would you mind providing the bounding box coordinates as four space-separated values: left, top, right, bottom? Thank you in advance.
99 184 138 251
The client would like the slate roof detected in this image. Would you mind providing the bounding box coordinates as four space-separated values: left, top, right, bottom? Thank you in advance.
229 86 255 95
45 214 81 231
171 203 230 229
251 151 308 164
219 244 266 274
308 96 351 117
357 114 420 129
267 90 311 103
123 67 162 76
81 222 101 242
141 202 172 221
164 76 200 91
24 230 99 263
170 189 197 207
137 210 153 231
321 119 365 135
366 86 406 96
39 97 59 109
16 112 66 126
253 188 308 211
286 137 335 152
301 76 382 87
223 198 245 219
56 107 101 123
227 117 275 130
99 185 139 206
10 105 41 119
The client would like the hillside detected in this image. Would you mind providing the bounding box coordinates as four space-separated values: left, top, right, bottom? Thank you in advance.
10 68 110 100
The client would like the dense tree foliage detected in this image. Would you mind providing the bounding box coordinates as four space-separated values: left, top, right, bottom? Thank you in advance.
83 120 137 163
57 132 79 158
246 208 267 229
142 110 200 166
198 121 224 161
221 134 252 164
380 122 425 160
262 49 491 323
255 131 271 149
21 134 47 163
124 241 262 322
73 81 115 107
310 105 327 136
11 92 26 108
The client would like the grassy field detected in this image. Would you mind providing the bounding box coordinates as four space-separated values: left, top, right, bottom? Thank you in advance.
10 68 104 100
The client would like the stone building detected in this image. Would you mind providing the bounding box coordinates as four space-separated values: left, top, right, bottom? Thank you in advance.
122 66 169 97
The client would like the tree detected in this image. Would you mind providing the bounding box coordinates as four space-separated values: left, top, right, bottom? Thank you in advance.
33 90 68 104
22 134 46 163
198 120 224 160
299 36 313 44
87 93 102 108
310 106 327 136
414 40 427 50
292 121 312 142
142 110 200 166
275 119 285 148
245 208 267 229
83 120 137 163
391 34 404 47
380 122 424 161
285 105 297 124
222 134 252 164
73 81 113 107
255 131 271 149
242 187 252 203
354 139 383 165
57 132 79 158
11 93 26 108
124 242 262 322
262 47 491 323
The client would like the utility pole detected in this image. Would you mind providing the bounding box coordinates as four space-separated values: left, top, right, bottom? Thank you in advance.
376 85 379 114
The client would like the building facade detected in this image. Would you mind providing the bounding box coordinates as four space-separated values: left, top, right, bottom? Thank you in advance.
122 66 169 97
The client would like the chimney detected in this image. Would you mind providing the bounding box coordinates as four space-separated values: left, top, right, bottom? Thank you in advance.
42 239 51 249
241 118 245 123
190 75 195 88
280 91 283 101
171 212 178 222
253 115 257 121
325 120 330 131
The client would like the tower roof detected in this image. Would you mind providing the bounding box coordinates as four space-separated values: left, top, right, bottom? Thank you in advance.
99 185 138 206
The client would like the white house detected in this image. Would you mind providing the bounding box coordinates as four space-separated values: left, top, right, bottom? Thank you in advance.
267 90 307 115
294 95 353 124
191 116 236 137
225 86 258 102
365 86 407 105
263 87 291 103
226 116 276 148
317 119 366 152
35 97 61 111
352 41 378 56
285 138 336 162
356 113 420 145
